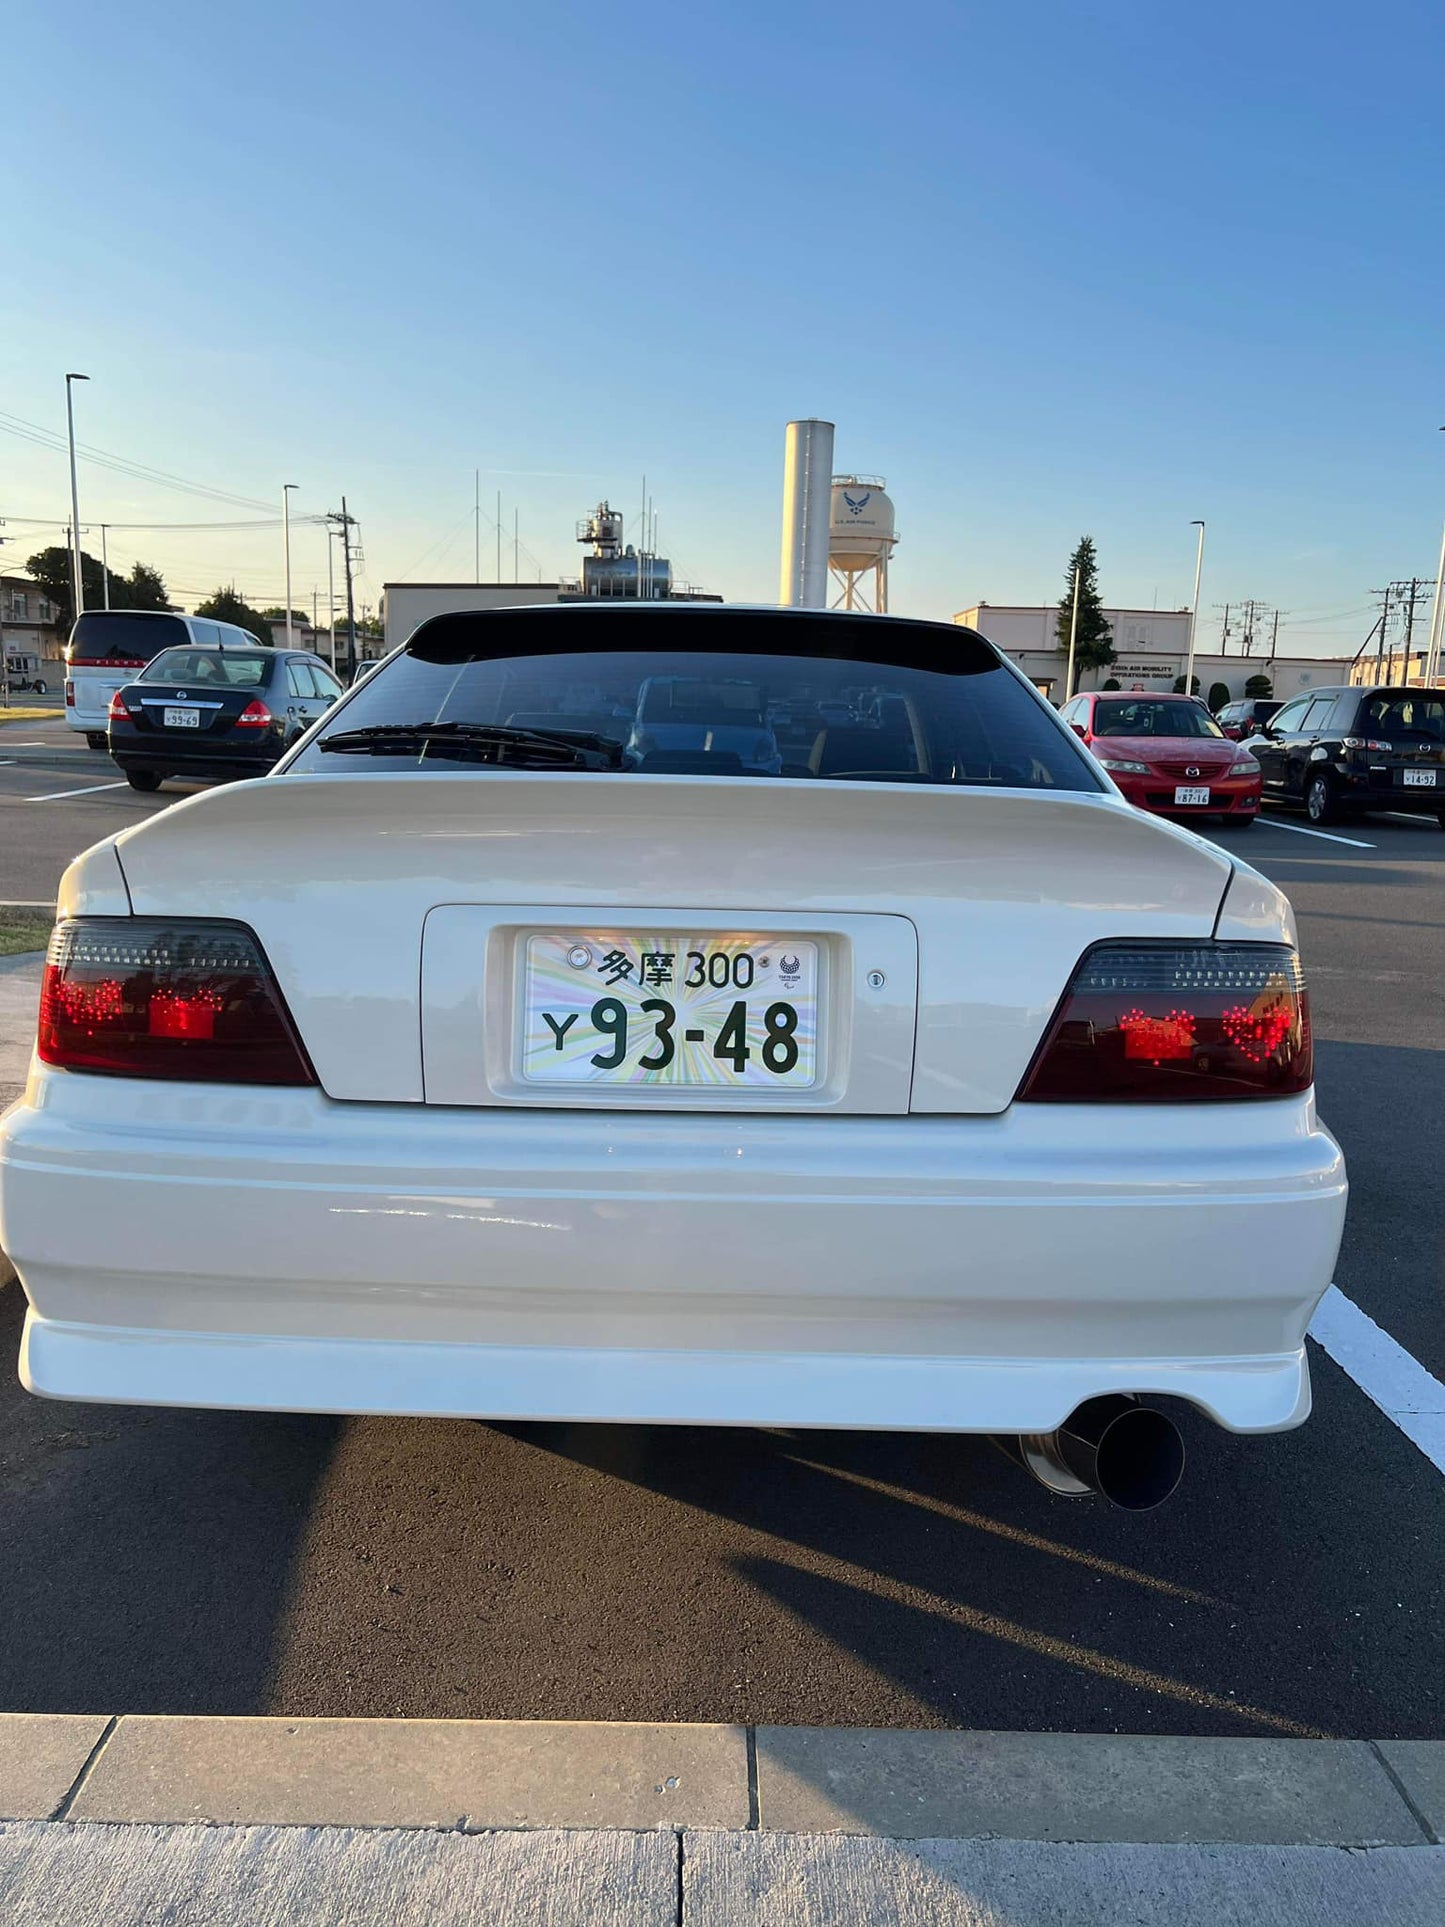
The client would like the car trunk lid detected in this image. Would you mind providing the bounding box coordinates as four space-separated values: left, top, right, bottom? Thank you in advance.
113 770 1236 1113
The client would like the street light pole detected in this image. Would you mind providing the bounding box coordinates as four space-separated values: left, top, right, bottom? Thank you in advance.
326 523 337 671
282 485 298 649
1425 428 1445 688
100 525 111 609
1186 520 1206 699
1065 565 1082 700
64 373 89 624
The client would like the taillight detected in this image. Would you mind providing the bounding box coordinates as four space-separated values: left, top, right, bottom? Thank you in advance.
107 691 131 722
1340 737 1392 752
65 679 75 707
1019 942 1311 1101
38 919 316 1085
235 699 274 729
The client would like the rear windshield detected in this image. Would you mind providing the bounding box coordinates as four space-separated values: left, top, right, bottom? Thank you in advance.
141 649 272 687
1094 699 1224 740
289 642 1104 791
67 612 189 666
1361 693 1445 740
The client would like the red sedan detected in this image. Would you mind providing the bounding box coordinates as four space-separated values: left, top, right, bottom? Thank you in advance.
1057 692 1261 828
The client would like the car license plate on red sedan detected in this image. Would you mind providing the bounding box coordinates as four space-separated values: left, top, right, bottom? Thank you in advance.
163 707 201 728
1174 785 1211 806
520 932 819 1087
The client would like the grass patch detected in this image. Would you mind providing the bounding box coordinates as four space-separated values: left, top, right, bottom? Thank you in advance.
0 708 63 724
0 909 53 957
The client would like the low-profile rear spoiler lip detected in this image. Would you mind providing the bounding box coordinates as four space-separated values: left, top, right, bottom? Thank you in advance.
404 603 1003 676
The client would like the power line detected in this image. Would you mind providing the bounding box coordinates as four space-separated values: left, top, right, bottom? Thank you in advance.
0 409 283 513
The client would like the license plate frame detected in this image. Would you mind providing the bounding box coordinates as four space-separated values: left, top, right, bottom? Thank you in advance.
518 930 821 1090
1173 785 1211 806
1402 768 1437 788
162 707 202 729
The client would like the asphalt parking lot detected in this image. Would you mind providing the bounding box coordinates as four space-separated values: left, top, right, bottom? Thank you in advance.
0 720 1441 1739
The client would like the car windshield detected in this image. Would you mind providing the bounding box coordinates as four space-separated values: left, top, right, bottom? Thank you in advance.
1094 700 1224 739
141 650 272 687
1362 694 1445 740
291 630 1103 791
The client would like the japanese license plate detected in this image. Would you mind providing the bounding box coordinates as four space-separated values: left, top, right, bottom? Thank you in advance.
520 932 819 1087
163 707 201 728
1403 769 1437 787
1173 785 1211 806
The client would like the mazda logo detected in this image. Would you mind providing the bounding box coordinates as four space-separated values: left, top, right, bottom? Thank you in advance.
1186 765 1200 777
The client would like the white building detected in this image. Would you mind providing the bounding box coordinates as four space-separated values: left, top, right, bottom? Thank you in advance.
954 604 1352 705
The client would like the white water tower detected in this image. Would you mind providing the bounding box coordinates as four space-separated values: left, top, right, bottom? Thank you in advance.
829 476 898 613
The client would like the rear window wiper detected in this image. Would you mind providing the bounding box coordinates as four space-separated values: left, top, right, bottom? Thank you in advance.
316 721 627 769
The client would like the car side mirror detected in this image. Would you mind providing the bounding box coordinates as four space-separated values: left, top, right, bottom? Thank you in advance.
1070 721 1087 739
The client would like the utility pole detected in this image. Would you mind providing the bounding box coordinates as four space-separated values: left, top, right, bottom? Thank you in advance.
329 502 358 683
282 485 298 648
326 522 337 671
1269 609 1279 662
1389 576 1432 684
474 470 480 583
1371 587 1390 680
496 492 502 582
1185 521 1205 698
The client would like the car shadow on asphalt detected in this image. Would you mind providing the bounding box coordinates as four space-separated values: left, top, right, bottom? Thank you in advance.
0 1282 344 1715
495 1354 1445 1741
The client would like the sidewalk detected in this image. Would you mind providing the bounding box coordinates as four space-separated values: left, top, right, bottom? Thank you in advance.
2 1716 1441 1923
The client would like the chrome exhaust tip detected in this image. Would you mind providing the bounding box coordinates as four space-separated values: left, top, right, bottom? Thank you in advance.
1010 1395 1185 1511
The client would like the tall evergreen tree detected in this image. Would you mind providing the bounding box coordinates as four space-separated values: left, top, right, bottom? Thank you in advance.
1055 536 1115 675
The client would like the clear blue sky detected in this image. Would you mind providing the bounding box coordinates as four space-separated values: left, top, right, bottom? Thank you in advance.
5 0 1443 656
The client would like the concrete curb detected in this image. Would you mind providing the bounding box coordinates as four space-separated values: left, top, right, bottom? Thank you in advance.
1 1717 1440 1847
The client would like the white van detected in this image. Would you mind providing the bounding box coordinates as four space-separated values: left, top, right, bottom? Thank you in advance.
65 610 267 748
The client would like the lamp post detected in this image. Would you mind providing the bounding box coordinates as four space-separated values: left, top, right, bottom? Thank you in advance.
282 485 298 648
1186 520 1206 699
1425 429 1445 688
64 374 89 622
1065 565 1082 700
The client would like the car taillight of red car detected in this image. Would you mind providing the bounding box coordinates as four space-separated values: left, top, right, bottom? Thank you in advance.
1020 942 1311 1100
38 918 315 1085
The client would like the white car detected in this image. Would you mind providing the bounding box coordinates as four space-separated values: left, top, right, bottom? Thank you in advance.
0 606 1346 1508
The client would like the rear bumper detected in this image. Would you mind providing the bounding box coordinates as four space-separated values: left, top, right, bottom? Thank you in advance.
0 1071 1347 1433
1114 775 1260 817
109 736 281 778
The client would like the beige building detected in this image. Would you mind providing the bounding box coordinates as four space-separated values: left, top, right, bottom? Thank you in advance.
954 603 1351 705
1 574 65 687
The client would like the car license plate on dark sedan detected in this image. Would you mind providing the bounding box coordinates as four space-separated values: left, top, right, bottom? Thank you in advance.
1403 769 1437 787
520 932 819 1088
163 707 201 728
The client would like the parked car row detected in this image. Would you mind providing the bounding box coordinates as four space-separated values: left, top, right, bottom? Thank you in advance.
1058 685 1445 831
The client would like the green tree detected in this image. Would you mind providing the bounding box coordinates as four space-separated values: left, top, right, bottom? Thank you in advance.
194 588 273 644
1208 681 1230 712
125 562 171 611
24 546 127 629
262 606 310 628
25 546 172 628
1101 678 1121 690
1055 536 1114 675
1244 672 1273 698
1173 673 1201 695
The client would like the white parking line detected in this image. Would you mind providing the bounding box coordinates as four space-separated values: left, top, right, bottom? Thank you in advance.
1309 1285 1445 1475
22 780 129 802
1258 819 1376 848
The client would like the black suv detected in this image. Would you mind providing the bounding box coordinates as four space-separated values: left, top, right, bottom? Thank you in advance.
1245 685 1445 826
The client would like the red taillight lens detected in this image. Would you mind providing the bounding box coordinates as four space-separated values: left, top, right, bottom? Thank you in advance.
65 679 75 706
107 691 130 722
38 919 316 1085
1019 942 1312 1101
235 699 274 729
